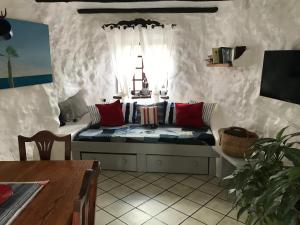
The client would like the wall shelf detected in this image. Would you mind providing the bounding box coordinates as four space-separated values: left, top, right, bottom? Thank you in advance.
207 63 232 68
206 46 246 68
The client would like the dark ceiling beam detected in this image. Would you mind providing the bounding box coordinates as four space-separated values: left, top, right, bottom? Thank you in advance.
36 0 227 2
77 7 218 13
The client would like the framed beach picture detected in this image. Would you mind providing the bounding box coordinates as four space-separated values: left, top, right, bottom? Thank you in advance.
0 19 53 89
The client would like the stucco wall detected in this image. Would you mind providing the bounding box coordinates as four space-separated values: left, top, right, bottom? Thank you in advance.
0 0 299 160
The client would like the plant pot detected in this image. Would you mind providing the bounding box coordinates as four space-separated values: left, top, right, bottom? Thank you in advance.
219 127 258 158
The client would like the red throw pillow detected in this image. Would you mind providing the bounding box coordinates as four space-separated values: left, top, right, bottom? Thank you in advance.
96 100 125 126
0 184 13 205
175 103 204 128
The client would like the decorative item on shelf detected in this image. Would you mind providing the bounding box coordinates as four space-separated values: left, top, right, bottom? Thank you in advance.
0 9 13 41
131 56 152 99
206 46 247 68
218 126 258 158
159 84 168 98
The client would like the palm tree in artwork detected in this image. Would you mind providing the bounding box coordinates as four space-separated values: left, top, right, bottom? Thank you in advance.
0 46 19 88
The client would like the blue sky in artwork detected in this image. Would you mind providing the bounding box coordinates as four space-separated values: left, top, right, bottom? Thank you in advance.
0 19 52 78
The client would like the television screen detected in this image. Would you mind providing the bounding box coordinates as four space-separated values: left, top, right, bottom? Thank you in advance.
260 50 300 105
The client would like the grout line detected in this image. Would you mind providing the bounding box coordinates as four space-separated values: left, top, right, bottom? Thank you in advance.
97 170 236 225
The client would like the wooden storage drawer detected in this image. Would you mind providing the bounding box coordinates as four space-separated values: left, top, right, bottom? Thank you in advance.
81 153 137 171
146 155 208 174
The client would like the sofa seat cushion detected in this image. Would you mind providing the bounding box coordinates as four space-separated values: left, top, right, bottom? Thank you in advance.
74 124 215 146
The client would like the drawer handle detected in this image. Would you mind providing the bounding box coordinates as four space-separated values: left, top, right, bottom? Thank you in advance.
122 158 127 165
156 160 162 166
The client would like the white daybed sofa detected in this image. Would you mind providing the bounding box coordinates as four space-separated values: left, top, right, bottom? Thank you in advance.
55 105 229 176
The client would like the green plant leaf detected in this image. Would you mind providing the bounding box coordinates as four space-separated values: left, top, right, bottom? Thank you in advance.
284 148 300 166
276 126 289 140
287 167 300 181
237 206 249 220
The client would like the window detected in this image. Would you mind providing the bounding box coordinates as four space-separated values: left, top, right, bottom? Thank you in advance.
104 25 175 100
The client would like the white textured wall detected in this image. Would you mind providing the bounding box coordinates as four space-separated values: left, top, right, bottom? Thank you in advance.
0 0 300 160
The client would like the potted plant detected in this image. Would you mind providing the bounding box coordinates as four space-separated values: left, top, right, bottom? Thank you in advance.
224 127 300 225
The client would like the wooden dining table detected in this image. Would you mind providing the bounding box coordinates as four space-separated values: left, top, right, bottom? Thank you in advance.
0 160 96 225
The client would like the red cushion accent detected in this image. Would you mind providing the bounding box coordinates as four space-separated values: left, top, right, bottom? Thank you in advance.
96 100 125 126
175 103 204 128
0 184 13 205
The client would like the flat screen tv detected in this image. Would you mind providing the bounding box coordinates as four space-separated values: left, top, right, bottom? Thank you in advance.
260 50 300 105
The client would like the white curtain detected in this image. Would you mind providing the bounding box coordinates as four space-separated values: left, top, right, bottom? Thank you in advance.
141 25 175 95
105 27 140 97
104 25 175 98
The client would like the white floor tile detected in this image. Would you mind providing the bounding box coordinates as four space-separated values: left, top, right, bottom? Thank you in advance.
112 173 135 183
107 219 127 225
94 210 115 225
198 183 223 196
192 207 224 225
156 208 188 225
104 200 134 217
153 177 177 189
192 175 214 182
206 197 233 215
126 171 144 177
138 199 168 216
143 218 165 225
164 174 189 182
97 187 105 196
98 175 109 183
119 209 151 225
186 190 214 205
218 217 245 225
154 191 181 206
139 173 163 183
181 217 206 225
139 184 164 198
172 198 202 216
125 178 148 190
109 185 134 199
102 170 122 178
100 179 121 191
168 183 194 197
96 193 118 208
180 177 205 189
123 192 150 207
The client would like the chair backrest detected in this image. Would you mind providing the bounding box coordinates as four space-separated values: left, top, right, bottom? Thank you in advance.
18 130 71 161
72 161 101 225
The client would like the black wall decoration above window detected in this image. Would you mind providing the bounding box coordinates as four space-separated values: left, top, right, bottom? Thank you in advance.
0 9 13 41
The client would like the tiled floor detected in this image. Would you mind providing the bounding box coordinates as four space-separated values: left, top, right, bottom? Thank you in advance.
95 170 247 225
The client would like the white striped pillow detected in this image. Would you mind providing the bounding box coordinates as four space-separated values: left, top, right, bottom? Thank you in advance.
140 106 158 126
164 102 176 125
122 102 137 124
189 101 216 126
88 105 101 125
202 103 216 126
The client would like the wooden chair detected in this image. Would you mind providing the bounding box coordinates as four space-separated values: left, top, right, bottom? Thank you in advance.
18 130 71 161
72 161 101 225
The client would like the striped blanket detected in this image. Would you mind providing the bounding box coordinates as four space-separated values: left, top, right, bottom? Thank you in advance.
0 182 45 225
74 124 215 146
